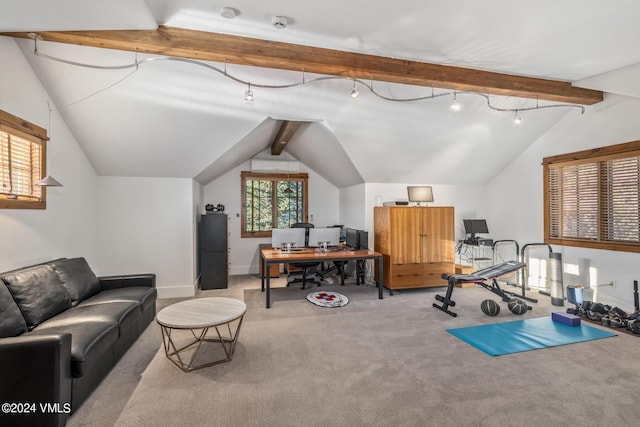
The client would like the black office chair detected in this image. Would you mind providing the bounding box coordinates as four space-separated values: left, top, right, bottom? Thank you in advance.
287 223 323 289
317 225 347 285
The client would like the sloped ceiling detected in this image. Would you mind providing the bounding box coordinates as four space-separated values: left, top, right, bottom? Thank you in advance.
3 1 640 187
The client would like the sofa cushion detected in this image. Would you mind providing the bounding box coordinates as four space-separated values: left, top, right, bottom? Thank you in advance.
2 265 72 330
78 287 157 314
31 321 118 378
0 283 28 337
51 258 101 306
40 302 141 335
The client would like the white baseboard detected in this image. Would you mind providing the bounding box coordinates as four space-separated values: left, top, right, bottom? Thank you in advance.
157 285 196 299
230 264 259 275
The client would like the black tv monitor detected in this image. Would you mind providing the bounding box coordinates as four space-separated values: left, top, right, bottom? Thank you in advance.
346 228 369 249
346 228 358 249
463 219 489 235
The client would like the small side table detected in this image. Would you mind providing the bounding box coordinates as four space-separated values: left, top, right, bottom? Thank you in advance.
156 297 246 372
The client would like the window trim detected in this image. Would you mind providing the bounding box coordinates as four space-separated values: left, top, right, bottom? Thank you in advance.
0 109 48 210
240 171 309 238
543 139 640 253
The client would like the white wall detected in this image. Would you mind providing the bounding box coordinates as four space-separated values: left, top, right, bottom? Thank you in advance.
96 177 195 298
193 180 203 288
339 184 366 229
486 94 640 311
0 37 98 272
203 158 340 275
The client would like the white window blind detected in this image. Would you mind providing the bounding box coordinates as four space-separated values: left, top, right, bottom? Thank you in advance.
602 156 640 242
0 124 43 200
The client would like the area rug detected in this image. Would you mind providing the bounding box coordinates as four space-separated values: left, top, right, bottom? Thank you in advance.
447 316 616 356
306 291 349 307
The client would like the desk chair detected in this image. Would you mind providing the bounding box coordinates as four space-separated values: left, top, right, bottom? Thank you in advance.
287 223 322 289
317 225 346 285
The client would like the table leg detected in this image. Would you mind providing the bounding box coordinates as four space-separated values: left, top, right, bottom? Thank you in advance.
261 256 265 292
266 263 271 308
377 256 384 299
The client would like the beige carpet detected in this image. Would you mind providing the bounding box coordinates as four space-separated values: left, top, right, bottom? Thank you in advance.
101 278 640 427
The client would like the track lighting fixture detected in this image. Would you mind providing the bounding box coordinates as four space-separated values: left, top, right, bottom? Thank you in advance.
449 92 461 112
27 36 587 123
350 79 359 98
244 83 254 102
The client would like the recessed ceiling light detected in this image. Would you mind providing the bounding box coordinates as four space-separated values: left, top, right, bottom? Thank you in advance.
220 7 238 19
272 16 288 29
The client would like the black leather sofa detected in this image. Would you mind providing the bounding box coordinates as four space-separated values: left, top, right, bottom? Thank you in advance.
0 257 156 427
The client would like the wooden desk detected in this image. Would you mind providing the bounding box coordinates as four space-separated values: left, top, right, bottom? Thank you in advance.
260 247 385 308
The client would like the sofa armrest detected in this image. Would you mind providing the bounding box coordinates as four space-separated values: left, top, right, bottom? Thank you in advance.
98 273 156 290
0 333 72 427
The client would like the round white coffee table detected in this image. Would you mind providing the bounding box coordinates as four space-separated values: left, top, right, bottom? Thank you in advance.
156 297 247 372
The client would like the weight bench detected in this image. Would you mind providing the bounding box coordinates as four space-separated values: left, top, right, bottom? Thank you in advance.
434 261 530 317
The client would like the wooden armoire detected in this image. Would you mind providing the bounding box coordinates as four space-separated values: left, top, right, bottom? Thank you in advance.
374 206 454 293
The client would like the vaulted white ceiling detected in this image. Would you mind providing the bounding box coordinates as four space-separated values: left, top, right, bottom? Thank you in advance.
3 0 640 187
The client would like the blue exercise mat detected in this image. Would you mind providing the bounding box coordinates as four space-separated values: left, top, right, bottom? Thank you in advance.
447 317 616 356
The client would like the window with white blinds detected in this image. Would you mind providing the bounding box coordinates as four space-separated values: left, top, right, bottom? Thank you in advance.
0 110 47 209
543 140 640 253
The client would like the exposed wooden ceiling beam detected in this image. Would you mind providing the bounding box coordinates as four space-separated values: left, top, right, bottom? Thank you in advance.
271 121 305 156
3 26 603 105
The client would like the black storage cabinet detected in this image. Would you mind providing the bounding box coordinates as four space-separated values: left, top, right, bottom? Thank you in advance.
199 214 228 289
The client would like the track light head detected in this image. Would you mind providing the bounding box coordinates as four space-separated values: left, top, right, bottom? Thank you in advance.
449 92 461 112
350 79 359 98
244 83 254 102
514 110 523 125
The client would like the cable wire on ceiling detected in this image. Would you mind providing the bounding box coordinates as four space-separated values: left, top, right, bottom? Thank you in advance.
30 35 585 115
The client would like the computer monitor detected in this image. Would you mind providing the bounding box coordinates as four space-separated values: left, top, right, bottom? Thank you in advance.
271 228 306 249
463 219 489 242
407 186 434 206
345 228 368 249
345 228 359 249
308 227 341 247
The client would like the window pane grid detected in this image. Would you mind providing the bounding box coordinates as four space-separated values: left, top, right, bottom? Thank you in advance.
242 173 308 236
246 179 273 232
